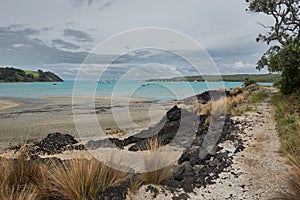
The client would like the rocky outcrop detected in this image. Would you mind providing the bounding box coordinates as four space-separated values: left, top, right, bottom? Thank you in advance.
9 132 84 155
168 115 245 192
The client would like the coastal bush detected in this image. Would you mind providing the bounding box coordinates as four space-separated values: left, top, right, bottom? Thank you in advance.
246 0 300 94
244 78 257 87
0 67 63 82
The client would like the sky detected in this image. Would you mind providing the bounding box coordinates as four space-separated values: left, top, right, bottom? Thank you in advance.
0 0 274 80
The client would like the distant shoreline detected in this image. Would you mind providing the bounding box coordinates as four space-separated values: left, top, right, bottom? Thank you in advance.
148 73 280 82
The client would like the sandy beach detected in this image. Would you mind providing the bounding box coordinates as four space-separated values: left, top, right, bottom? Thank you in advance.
0 96 174 151
0 99 21 110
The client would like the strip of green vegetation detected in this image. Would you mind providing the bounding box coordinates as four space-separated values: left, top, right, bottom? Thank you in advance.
24 70 39 78
149 74 280 82
272 92 300 155
231 104 255 116
0 67 63 83
247 90 269 104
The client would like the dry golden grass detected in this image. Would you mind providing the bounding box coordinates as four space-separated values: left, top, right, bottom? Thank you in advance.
47 158 129 200
0 150 39 200
7 153 42 189
141 137 174 185
0 185 37 200
285 166 300 200
229 87 242 96
211 97 227 116
128 177 143 200
218 86 227 92
200 101 211 115
281 122 300 200
0 145 130 200
199 89 249 126
288 122 300 200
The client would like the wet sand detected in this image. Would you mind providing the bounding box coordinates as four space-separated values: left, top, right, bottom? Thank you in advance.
0 96 174 151
0 99 21 110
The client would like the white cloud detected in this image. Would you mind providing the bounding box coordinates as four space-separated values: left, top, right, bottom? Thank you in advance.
12 44 25 48
219 61 268 74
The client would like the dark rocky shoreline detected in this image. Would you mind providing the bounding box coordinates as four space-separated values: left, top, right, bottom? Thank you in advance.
6 89 247 199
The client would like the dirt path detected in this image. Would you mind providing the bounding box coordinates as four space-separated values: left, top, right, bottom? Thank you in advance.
189 87 289 199
132 87 290 200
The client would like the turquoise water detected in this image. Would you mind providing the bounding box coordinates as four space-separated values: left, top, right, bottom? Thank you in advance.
0 81 271 102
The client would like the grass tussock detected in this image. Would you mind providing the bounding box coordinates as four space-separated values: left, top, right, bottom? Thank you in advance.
141 137 174 185
280 123 300 200
272 92 300 155
47 158 129 200
0 185 37 200
128 176 143 199
200 88 250 125
272 91 300 199
0 146 130 200
0 150 41 200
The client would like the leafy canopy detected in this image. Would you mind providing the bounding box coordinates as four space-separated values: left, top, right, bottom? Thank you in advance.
246 0 300 93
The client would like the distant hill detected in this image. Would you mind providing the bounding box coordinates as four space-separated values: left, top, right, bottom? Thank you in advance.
148 74 280 82
0 67 63 83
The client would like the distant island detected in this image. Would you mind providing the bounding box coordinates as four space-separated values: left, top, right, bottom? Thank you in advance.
148 74 280 82
0 67 63 83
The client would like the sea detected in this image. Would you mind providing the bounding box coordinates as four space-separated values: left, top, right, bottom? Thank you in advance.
0 81 272 102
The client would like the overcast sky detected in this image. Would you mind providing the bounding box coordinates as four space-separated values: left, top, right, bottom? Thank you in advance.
0 0 274 80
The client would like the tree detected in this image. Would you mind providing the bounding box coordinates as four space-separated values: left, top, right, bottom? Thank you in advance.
246 0 300 93
246 0 300 45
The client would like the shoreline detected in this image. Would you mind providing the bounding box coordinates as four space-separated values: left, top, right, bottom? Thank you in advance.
0 95 174 151
0 98 22 110
0 87 289 199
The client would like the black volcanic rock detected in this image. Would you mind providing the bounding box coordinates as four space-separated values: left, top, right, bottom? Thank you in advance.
34 132 78 155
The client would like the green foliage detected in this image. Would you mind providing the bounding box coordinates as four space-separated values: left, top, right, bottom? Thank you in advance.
247 90 269 104
258 39 300 94
244 78 257 86
246 0 300 94
272 92 300 155
0 67 63 83
231 104 255 116
272 92 300 200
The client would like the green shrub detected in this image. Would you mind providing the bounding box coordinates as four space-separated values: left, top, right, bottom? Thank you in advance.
244 78 257 87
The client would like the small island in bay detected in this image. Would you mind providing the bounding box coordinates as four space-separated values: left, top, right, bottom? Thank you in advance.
0 67 63 83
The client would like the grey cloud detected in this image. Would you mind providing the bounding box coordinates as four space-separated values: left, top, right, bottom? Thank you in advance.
73 0 118 9
0 25 88 65
51 39 80 50
63 28 94 42
73 0 95 6
4 24 39 36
